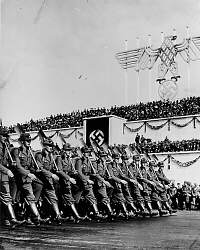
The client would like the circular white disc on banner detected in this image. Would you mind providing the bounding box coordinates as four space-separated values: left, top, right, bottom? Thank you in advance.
89 129 104 146
158 80 178 101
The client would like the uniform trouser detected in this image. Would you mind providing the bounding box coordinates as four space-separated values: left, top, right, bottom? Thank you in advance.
74 175 97 206
0 180 12 205
121 183 134 204
159 190 168 202
94 184 110 206
82 185 97 205
74 188 97 206
129 182 144 204
141 189 151 203
20 181 37 204
55 178 75 206
9 178 18 203
151 187 162 203
110 181 126 205
15 174 43 204
38 176 58 205
0 180 13 223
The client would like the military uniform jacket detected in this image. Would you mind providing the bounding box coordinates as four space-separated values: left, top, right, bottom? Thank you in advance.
156 169 171 185
35 150 55 178
89 159 108 188
11 146 31 181
107 161 123 183
60 153 76 175
128 163 140 180
140 168 152 191
55 155 71 181
0 141 10 181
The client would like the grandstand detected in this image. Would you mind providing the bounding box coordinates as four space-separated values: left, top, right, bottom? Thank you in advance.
7 96 200 184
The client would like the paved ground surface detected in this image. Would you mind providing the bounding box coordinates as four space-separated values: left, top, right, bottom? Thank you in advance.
0 211 200 249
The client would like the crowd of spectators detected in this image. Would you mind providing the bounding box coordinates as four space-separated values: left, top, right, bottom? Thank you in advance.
169 181 200 210
6 96 200 133
132 134 200 153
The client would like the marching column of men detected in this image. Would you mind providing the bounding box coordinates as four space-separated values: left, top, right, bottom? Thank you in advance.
0 127 177 227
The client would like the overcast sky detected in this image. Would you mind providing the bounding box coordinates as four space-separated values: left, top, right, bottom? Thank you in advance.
1 0 200 126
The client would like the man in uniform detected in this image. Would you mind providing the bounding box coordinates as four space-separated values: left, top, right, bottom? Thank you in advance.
155 161 177 214
11 132 44 225
82 148 115 219
35 137 63 224
106 153 129 218
0 127 25 227
74 147 103 220
54 143 86 221
121 154 150 216
142 159 168 216
115 153 140 216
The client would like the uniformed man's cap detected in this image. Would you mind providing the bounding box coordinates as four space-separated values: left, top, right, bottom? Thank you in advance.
141 158 147 163
158 161 164 167
0 127 9 137
112 153 120 159
121 154 129 160
149 160 156 166
133 155 140 161
81 146 92 153
42 137 54 147
63 143 72 151
19 133 31 142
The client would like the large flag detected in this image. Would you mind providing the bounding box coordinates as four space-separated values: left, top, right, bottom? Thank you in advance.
85 117 109 147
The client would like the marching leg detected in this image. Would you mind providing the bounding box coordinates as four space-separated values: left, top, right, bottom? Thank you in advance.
146 202 159 216
7 203 25 227
51 202 62 225
70 204 86 221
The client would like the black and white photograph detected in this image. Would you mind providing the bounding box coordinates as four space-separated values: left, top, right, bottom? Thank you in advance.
0 0 200 249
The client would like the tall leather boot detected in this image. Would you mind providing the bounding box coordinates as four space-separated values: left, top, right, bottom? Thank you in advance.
138 202 150 216
105 203 115 220
121 202 129 219
70 204 86 221
163 201 177 214
29 202 41 226
52 202 62 225
129 202 138 214
7 203 25 227
92 203 103 221
156 201 168 216
146 202 158 216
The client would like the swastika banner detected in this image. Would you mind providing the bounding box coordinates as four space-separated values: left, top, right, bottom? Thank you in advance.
85 117 109 147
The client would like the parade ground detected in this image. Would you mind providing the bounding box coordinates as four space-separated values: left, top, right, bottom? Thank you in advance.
0 211 199 250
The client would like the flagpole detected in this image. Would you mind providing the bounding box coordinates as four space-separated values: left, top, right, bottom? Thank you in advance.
124 39 128 105
0 0 2 44
148 34 152 101
0 0 2 127
136 37 140 104
186 26 190 96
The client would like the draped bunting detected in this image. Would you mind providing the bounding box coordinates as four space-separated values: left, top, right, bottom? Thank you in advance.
170 154 200 167
146 120 168 130
195 117 200 124
58 129 78 139
124 116 198 133
124 123 144 133
47 131 58 139
9 128 82 143
160 156 168 163
171 118 194 128
152 153 200 168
